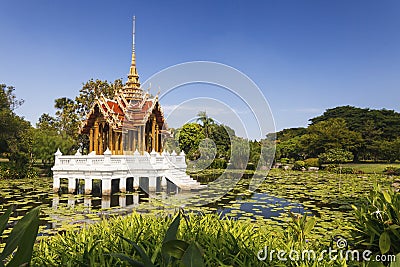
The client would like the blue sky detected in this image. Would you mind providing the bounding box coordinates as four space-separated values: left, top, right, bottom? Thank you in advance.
1 0 399 138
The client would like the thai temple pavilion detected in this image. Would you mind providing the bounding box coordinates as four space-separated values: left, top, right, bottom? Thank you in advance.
79 18 165 155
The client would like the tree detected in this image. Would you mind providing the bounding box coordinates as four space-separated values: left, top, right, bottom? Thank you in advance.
229 137 250 169
275 127 307 142
301 118 362 158
75 79 123 119
36 113 57 132
208 124 234 160
176 123 205 160
196 111 214 138
0 84 24 111
54 97 80 139
310 105 400 143
32 128 75 169
276 136 304 160
318 148 354 164
377 138 400 163
0 84 33 178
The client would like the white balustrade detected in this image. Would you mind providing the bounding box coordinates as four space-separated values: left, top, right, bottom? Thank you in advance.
52 148 203 195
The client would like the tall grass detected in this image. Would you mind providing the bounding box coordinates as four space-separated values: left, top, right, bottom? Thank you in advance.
32 211 352 266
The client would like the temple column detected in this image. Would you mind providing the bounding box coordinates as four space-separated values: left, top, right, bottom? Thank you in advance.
109 129 113 154
133 129 137 151
124 132 128 151
155 124 159 152
94 121 99 154
138 126 142 153
112 131 116 154
99 124 103 155
104 125 108 151
142 125 146 154
151 117 156 151
102 178 112 195
115 132 119 155
129 130 134 152
84 178 92 194
119 133 123 154
149 176 156 192
89 128 94 152
120 177 127 193
119 195 126 207
53 176 60 193
68 178 75 194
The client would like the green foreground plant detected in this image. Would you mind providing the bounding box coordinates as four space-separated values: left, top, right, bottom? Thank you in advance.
352 184 400 261
32 210 363 266
0 206 40 267
110 210 204 267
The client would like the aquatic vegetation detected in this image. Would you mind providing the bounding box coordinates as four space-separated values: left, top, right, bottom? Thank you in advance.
0 171 394 242
0 170 397 265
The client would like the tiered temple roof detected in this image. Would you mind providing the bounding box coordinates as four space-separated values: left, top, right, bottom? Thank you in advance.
79 17 166 155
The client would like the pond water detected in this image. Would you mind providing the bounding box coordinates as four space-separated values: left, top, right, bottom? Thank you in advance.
2 170 389 240
0 173 311 238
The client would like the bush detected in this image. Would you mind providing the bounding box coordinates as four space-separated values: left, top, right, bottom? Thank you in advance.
246 162 256 171
292 160 306 171
210 158 227 169
352 185 400 258
304 158 320 168
383 166 400 176
338 167 356 174
0 163 37 179
0 165 20 179
280 158 290 164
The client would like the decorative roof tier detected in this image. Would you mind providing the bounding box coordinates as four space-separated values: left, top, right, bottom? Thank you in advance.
79 16 166 156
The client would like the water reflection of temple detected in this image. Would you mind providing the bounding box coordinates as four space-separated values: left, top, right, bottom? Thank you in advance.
52 194 140 210
52 178 180 210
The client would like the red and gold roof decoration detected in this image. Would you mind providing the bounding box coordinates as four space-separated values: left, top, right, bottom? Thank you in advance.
79 17 166 135
79 90 165 134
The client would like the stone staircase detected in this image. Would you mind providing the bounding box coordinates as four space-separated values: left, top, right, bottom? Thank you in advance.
165 168 204 190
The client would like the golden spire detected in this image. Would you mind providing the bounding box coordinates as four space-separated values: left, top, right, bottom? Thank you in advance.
124 16 142 101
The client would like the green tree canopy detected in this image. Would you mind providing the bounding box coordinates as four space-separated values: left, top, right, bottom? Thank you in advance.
318 148 354 164
75 79 123 119
176 123 205 160
196 111 215 138
301 118 362 158
0 84 33 177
